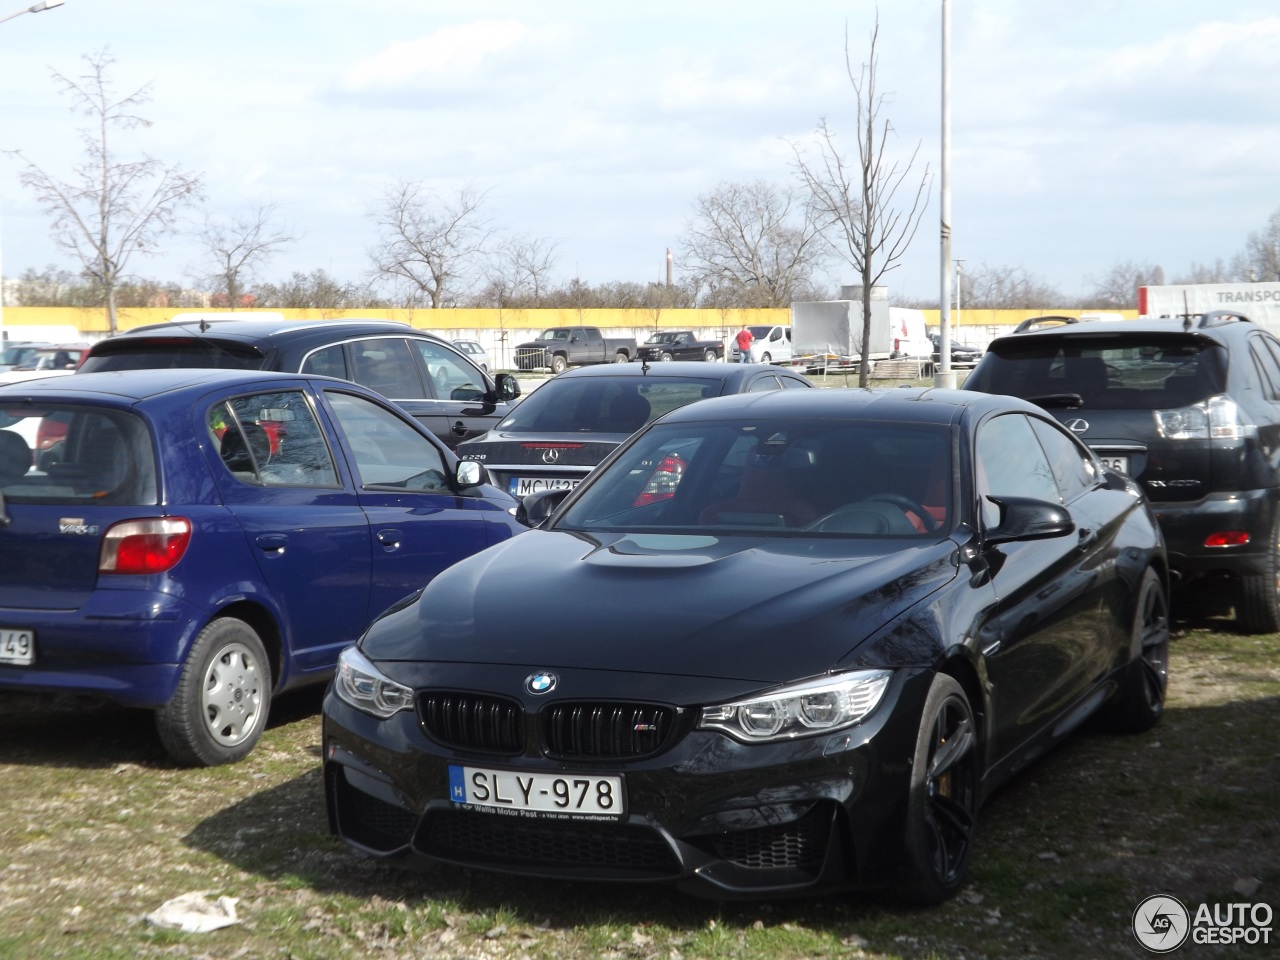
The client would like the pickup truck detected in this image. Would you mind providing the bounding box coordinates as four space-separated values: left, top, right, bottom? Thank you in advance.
514 326 636 374
634 330 724 363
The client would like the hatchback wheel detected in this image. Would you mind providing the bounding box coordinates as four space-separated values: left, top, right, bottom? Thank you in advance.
895 674 978 905
1237 513 1280 633
1101 568 1169 733
156 618 271 767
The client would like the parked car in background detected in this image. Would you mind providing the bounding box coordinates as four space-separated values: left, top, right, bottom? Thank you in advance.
0 342 52 372
928 333 983 369
0 369 525 766
634 330 724 363
78 317 520 449
964 309 1280 632
323 386 1167 902
513 326 636 373
731 324 793 364
452 338 493 374
456 361 812 496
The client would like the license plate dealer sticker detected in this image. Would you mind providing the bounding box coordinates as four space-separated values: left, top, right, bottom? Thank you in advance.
0 629 34 666
510 477 580 497
449 765 624 820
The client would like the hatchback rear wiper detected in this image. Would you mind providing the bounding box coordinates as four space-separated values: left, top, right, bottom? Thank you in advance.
1024 393 1086 409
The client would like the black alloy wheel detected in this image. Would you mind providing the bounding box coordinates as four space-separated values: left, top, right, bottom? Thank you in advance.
1237 512 1280 634
895 674 979 904
1102 567 1169 733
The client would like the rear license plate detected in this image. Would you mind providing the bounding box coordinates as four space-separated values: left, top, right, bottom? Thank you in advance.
448 765 624 819
0 629 34 666
1097 456 1130 473
510 476 580 497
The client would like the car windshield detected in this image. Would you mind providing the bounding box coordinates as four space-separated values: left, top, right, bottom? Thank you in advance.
645 333 677 344
558 418 951 536
0 405 157 505
536 329 570 341
495 376 724 434
79 339 268 372
969 336 1228 410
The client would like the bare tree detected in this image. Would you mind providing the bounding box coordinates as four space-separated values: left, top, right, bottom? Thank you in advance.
1232 208 1280 282
368 182 492 308
793 19 931 385
680 180 827 307
1170 260 1230 285
8 50 202 333
1089 260 1165 308
963 263 1060 309
196 202 297 309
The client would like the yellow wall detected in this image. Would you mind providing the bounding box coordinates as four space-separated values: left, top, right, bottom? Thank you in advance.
917 308 1139 327
0 306 792 336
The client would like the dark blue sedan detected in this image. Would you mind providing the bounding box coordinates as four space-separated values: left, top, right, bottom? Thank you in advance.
0 369 524 765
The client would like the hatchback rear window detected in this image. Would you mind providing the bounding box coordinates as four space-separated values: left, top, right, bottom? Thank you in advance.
970 336 1228 410
79 339 267 372
0 406 157 505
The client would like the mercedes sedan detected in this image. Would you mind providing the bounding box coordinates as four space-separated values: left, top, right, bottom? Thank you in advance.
322 387 1168 902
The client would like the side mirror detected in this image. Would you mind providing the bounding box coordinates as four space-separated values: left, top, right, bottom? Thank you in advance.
983 495 1074 546
455 459 486 489
493 373 521 402
516 488 571 528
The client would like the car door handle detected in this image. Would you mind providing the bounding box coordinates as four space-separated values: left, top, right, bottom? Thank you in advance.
376 528 402 548
1077 527 1096 549
255 533 288 555
451 420 469 436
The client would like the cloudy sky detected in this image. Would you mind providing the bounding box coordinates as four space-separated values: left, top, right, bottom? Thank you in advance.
0 0 1277 305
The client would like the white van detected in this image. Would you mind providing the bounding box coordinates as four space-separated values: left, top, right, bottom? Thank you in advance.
887 308 932 360
733 324 793 364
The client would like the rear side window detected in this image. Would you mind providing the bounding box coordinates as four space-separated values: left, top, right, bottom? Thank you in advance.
209 391 338 487
79 339 266 372
971 337 1226 410
0 406 157 505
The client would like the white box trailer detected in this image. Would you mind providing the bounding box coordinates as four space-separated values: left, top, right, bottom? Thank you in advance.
1138 283 1280 332
790 287 930 370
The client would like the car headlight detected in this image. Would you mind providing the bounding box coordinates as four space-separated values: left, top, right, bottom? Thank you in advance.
334 646 414 719
698 670 891 743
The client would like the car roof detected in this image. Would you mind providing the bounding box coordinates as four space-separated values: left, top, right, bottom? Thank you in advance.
550 361 806 382
989 312 1256 349
651 385 1038 426
95 317 449 348
0 368 328 404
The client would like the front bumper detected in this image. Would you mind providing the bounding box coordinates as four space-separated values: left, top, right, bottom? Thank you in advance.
321 668 929 898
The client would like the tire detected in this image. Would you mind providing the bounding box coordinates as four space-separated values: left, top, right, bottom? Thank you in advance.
660 351 674 363
894 674 979 905
1100 568 1169 733
1237 513 1280 633
703 350 717 363
613 352 629 363
760 352 772 364
155 618 271 767
550 354 568 375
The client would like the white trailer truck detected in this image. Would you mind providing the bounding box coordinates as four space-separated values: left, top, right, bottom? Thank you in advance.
790 286 930 372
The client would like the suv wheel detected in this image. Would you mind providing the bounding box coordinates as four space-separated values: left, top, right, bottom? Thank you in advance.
1237 513 1280 633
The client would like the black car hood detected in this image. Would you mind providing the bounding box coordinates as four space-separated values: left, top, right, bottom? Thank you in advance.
362 529 959 683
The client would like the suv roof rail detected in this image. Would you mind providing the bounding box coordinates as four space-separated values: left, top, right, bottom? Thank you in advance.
1197 310 1251 329
1013 315 1078 334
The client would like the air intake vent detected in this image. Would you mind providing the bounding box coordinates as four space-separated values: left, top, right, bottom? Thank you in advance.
542 701 676 760
418 692 524 754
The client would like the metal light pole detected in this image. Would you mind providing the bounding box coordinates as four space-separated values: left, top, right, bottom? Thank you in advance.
955 258 965 333
0 0 62 25
935 0 955 388
0 0 64 342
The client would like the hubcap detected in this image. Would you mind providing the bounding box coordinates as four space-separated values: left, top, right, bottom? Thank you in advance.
201 642 264 747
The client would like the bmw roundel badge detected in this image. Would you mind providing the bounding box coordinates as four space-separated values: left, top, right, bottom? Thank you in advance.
526 671 558 695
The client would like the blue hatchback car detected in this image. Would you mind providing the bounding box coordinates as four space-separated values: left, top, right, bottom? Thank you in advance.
0 369 524 765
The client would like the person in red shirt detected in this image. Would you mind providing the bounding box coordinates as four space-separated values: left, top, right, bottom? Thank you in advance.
735 327 753 363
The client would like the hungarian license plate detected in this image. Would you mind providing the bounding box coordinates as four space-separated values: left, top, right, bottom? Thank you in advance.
448 765 625 819
1097 455 1130 473
0 629 34 666
510 476 580 497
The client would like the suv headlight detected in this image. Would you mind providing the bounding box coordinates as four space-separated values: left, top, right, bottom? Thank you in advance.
699 670 891 743
1155 395 1256 441
334 646 414 719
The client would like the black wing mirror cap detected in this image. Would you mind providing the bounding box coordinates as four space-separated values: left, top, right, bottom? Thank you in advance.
516 488 571 528
493 373 521 402
984 495 1074 545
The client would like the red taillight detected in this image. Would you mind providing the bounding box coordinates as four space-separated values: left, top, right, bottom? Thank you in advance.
99 518 192 574
634 454 686 506
1204 531 1250 548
